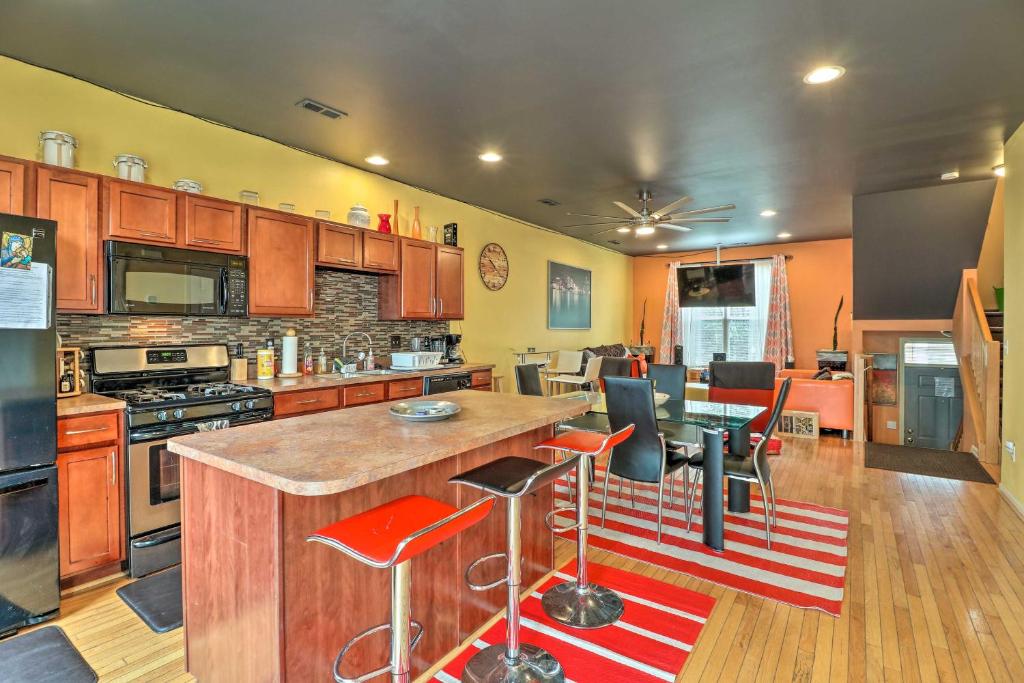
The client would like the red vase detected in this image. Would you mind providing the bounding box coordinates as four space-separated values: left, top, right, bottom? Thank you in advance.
377 213 392 233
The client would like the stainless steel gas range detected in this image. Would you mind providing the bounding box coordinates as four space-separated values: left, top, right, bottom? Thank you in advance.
91 344 273 577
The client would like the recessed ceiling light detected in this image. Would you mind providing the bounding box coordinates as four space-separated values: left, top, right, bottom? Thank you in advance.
656 244 668 250
941 170 960 181
803 65 846 84
635 226 656 236
365 155 389 166
777 232 792 239
994 164 1006 177
760 209 777 217
479 151 503 163
616 227 631 233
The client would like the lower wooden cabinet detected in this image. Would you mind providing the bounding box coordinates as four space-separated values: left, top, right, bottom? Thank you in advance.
57 443 123 578
342 382 386 407
273 387 340 418
471 370 493 391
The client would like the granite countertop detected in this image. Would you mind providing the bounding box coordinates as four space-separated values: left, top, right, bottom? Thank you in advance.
168 390 586 496
240 363 495 394
57 393 126 417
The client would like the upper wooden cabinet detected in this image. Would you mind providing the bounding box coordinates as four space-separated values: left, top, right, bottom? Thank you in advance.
36 166 103 313
183 194 244 253
105 179 178 244
0 156 28 214
248 208 315 316
379 237 464 320
316 222 399 273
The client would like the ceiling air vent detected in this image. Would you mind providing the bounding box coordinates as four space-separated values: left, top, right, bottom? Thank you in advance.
295 98 348 120
607 239 622 245
537 198 561 207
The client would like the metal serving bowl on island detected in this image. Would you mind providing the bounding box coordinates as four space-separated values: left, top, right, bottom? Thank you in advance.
389 399 462 421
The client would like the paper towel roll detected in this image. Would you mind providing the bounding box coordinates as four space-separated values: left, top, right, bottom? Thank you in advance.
281 334 298 375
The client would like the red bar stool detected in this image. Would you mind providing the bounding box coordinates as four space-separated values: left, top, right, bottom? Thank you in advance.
307 494 496 683
450 454 582 683
534 424 635 628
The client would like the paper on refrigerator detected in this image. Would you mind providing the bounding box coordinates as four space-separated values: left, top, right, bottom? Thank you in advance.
0 261 52 329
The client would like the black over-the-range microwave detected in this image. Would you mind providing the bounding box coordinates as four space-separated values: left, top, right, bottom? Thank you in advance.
106 241 248 316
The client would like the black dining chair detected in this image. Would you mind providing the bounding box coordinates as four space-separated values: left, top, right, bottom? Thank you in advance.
602 376 691 543
647 363 687 400
514 363 545 396
687 378 792 549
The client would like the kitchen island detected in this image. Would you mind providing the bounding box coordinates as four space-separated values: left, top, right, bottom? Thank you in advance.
167 389 587 682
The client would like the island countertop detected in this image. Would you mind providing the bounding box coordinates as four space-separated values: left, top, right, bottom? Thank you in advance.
167 389 587 496
237 363 495 394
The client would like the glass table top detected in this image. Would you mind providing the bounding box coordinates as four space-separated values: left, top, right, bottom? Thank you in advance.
556 391 765 431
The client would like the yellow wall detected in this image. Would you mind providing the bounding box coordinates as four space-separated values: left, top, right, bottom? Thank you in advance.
1002 124 1024 505
977 179 1005 310
0 57 633 388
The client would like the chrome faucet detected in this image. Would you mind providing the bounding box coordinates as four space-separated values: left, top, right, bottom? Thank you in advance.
341 332 374 364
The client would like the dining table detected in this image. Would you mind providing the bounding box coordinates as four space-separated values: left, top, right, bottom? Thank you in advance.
555 391 766 552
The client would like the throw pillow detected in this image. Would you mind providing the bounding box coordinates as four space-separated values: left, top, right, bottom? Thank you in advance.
813 368 832 380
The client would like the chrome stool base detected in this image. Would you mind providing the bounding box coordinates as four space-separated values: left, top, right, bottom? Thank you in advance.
461 643 565 683
541 581 624 629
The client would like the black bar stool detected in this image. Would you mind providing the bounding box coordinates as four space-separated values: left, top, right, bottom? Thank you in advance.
534 424 635 629
450 455 581 683
307 494 496 683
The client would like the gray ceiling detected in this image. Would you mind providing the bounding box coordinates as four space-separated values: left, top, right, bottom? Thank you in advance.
2 0 1022 255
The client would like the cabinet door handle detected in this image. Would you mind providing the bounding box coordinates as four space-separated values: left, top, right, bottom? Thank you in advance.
65 427 109 436
89 274 97 306
191 238 224 245
137 230 167 238
439 298 444 318
110 452 117 486
296 398 321 405
309 290 314 311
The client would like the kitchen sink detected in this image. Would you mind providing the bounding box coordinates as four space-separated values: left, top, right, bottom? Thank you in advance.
355 369 400 375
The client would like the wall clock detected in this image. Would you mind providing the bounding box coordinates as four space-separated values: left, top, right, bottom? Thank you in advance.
478 242 509 291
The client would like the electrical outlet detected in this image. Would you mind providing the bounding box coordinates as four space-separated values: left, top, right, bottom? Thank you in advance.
886 420 897 430
389 335 401 350
1007 440 1016 463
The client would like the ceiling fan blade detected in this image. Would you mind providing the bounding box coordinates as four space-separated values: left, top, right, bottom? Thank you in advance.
591 226 631 236
613 201 642 218
668 203 737 218
666 217 732 223
566 212 632 220
658 223 693 232
561 220 633 228
653 195 692 218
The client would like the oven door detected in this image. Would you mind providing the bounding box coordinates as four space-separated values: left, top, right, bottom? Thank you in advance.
128 438 181 537
110 256 227 316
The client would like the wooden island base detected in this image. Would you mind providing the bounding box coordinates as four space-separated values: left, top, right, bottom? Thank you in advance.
181 425 556 682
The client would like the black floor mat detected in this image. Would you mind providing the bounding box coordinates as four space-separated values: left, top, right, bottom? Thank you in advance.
865 442 996 484
0 626 97 682
116 565 183 633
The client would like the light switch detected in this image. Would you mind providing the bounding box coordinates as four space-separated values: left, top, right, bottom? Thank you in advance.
1007 441 1016 462
886 420 897 429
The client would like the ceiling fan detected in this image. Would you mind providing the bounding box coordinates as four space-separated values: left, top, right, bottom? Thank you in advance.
563 189 735 237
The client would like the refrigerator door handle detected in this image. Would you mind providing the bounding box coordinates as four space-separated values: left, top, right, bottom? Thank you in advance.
0 478 48 497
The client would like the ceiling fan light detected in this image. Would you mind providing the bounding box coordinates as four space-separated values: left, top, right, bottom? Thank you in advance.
635 226 656 236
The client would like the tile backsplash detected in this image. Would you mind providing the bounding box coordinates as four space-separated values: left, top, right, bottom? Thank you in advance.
58 268 447 376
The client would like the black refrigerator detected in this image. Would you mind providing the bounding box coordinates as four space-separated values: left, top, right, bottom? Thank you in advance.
0 213 59 638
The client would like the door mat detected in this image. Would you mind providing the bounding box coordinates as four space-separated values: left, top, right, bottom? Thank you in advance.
865 443 995 484
433 560 715 682
0 626 97 682
116 565 183 633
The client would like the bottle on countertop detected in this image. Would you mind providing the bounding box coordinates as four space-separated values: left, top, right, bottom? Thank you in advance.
317 348 328 375
303 342 314 375
256 338 275 380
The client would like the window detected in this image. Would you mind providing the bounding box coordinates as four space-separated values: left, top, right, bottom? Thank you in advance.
678 260 773 367
902 339 957 366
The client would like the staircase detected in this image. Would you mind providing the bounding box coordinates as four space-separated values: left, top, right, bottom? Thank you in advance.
985 309 1004 422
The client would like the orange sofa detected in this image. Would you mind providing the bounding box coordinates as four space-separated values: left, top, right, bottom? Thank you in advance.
776 369 855 433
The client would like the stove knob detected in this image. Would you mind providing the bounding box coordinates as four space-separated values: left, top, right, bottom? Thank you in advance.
244 399 256 410
155 410 168 422
173 408 185 420
230 401 242 412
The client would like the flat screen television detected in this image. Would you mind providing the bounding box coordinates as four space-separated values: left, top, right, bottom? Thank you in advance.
677 263 756 307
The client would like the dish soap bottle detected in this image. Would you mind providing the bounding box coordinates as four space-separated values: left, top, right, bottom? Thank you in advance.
303 342 314 375
257 339 275 380
317 348 328 375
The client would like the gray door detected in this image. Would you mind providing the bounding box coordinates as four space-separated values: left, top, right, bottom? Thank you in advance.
904 366 962 449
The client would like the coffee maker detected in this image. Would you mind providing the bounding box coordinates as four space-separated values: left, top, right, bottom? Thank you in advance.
442 333 464 365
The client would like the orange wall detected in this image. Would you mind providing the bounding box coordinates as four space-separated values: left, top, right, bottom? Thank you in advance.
632 239 853 369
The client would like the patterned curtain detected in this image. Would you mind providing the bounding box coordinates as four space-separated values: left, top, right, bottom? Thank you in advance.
763 254 794 371
658 262 681 363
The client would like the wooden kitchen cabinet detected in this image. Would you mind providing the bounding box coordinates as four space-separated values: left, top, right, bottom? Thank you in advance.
0 156 27 214
57 410 124 579
183 194 244 253
248 208 315 316
273 387 340 418
105 179 179 244
387 377 424 400
342 382 386 407
36 166 103 312
379 237 463 320
470 370 493 391
361 232 399 272
316 222 361 268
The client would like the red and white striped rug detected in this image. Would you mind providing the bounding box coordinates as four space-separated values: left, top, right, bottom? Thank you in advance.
433 560 715 682
552 468 849 616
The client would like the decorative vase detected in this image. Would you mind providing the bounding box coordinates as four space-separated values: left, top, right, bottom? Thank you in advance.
377 213 392 234
411 206 422 239
347 204 370 228
393 199 400 234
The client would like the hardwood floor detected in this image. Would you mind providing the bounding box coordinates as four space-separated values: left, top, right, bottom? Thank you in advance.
27 435 1024 681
